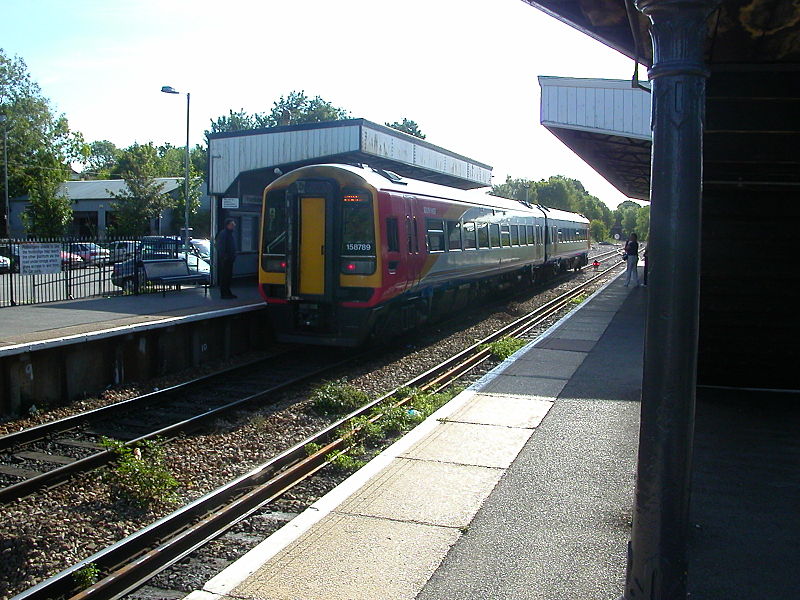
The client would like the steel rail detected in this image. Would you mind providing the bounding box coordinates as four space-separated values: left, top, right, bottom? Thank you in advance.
0 351 356 503
11 257 625 600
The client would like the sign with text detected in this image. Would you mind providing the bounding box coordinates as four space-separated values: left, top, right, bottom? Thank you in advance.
222 197 240 209
19 243 62 275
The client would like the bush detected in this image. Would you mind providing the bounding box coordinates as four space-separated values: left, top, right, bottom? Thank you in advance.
101 438 179 508
311 380 369 415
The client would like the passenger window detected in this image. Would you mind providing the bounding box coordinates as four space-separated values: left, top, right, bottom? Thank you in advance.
511 225 520 246
426 218 446 252
489 224 500 247
447 221 462 250
387 218 399 253
500 225 511 247
463 222 477 249
527 225 535 245
477 223 489 248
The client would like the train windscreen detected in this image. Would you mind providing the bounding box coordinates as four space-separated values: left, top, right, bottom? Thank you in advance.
262 190 287 272
340 189 375 275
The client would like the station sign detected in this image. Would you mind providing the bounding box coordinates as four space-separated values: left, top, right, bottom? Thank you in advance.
19 243 62 275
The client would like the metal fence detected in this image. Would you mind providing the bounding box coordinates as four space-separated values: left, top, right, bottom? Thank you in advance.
0 236 211 308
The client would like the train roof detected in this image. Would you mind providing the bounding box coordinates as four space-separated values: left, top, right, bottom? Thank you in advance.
272 164 590 224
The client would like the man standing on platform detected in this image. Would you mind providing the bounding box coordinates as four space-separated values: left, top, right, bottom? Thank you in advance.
215 218 237 299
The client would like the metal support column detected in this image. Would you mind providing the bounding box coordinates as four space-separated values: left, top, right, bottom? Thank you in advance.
623 1 720 599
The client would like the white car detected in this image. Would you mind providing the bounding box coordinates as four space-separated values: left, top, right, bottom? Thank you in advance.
0 255 10 273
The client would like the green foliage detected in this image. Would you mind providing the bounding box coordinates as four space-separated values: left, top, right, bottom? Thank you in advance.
570 293 587 305
310 380 369 415
205 90 349 140
326 451 366 473
385 118 426 139
635 205 650 241
1 49 87 208
480 337 527 360
337 414 383 446
85 140 120 178
21 178 72 236
304 442 324 456
100 437 179 508
107 143 176 236
491 175 613 229
73 563 101 588
590 219 609 242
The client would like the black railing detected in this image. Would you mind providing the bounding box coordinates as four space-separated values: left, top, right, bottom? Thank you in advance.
0 236 212 308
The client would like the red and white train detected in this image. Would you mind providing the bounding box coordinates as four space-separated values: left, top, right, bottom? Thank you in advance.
258 164 589 345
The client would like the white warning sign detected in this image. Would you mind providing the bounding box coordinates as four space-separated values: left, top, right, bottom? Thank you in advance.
19 243 62 275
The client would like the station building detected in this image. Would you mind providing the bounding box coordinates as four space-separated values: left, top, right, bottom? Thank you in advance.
206 118 493 278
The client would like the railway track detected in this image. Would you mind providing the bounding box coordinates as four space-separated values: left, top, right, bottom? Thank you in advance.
0 347 359 503
0 247 623 506
11 256 624 600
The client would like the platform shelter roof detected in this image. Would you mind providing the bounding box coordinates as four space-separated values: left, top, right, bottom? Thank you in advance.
539 76 652 201
207 119 492 196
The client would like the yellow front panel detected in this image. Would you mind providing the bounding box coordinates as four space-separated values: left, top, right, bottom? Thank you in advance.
299 197 325 295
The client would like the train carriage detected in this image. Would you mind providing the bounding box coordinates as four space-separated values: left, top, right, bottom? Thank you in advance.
259 164 589 346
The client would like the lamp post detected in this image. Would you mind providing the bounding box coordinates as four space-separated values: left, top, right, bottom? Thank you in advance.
160 85 190 252
0 115 9 238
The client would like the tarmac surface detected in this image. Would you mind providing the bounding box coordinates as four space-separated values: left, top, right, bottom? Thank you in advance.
0 280 263 350
184 272 646 600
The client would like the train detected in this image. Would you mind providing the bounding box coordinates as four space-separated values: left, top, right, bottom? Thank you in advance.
258 164 590 346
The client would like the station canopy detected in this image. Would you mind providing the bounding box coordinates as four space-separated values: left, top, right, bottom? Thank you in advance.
539 76 652 200
208 118 493 195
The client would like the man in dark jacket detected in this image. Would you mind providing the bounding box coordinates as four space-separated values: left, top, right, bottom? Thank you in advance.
216 218 237 299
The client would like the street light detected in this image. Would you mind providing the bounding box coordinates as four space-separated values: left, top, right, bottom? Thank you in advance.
160 85 190 252
0 115 8 238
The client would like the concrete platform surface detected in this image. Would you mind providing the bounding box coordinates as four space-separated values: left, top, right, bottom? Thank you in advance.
182 272 646 600
0 279 263 351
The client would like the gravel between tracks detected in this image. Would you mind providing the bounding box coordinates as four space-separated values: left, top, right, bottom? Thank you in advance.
0 248 623 599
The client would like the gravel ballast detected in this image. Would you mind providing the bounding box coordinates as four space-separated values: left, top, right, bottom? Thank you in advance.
0 251 623 599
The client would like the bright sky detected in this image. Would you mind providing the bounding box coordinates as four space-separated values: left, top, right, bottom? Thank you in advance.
1 0 643 208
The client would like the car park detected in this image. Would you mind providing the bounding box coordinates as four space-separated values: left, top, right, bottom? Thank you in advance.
61 251 84 270
65 242 110 266
107 240 139 263
0 255 10 273
111 237 210 291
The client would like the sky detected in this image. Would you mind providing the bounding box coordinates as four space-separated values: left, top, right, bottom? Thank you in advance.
1 0 644 208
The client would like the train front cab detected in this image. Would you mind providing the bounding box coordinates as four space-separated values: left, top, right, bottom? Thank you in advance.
259 169 390 346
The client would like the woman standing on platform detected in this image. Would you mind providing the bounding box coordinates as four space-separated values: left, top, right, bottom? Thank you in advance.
624 233 640 287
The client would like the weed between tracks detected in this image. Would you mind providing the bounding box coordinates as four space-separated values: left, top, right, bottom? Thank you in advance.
480 337 527 360
100 438 180 508
306 385 461 473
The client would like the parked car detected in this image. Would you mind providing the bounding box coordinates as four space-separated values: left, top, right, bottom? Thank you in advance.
111 236 209 291
107 240 139 263
61 251 84 270
65 242 110 266
0 255 11 273
0 244 19 273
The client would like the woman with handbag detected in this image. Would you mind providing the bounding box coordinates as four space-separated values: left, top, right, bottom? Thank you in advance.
623 233 640 287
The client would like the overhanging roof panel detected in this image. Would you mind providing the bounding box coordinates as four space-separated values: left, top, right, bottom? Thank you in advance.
208 119 492 194
539 77 652 200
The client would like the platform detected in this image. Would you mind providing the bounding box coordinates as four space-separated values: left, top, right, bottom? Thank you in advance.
184 272 646 600
0 281 269 417
0 280 263 354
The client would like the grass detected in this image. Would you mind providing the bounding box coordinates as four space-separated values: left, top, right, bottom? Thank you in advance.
73 563 101 588
570 293 588 304
480 337 527 360
310 380 370 415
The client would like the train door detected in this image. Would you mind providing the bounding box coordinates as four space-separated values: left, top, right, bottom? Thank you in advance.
403 196 422 288
285 180 336 301
298 197 325 295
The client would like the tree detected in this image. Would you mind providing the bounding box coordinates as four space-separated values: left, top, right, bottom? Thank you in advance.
1 49 87 231
636 205 650 241
491 176 538 204
21 178 72 237
108 143 175 236
385 118 426 139
264 90 349 126
85 140 120 178
590 219 609 242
